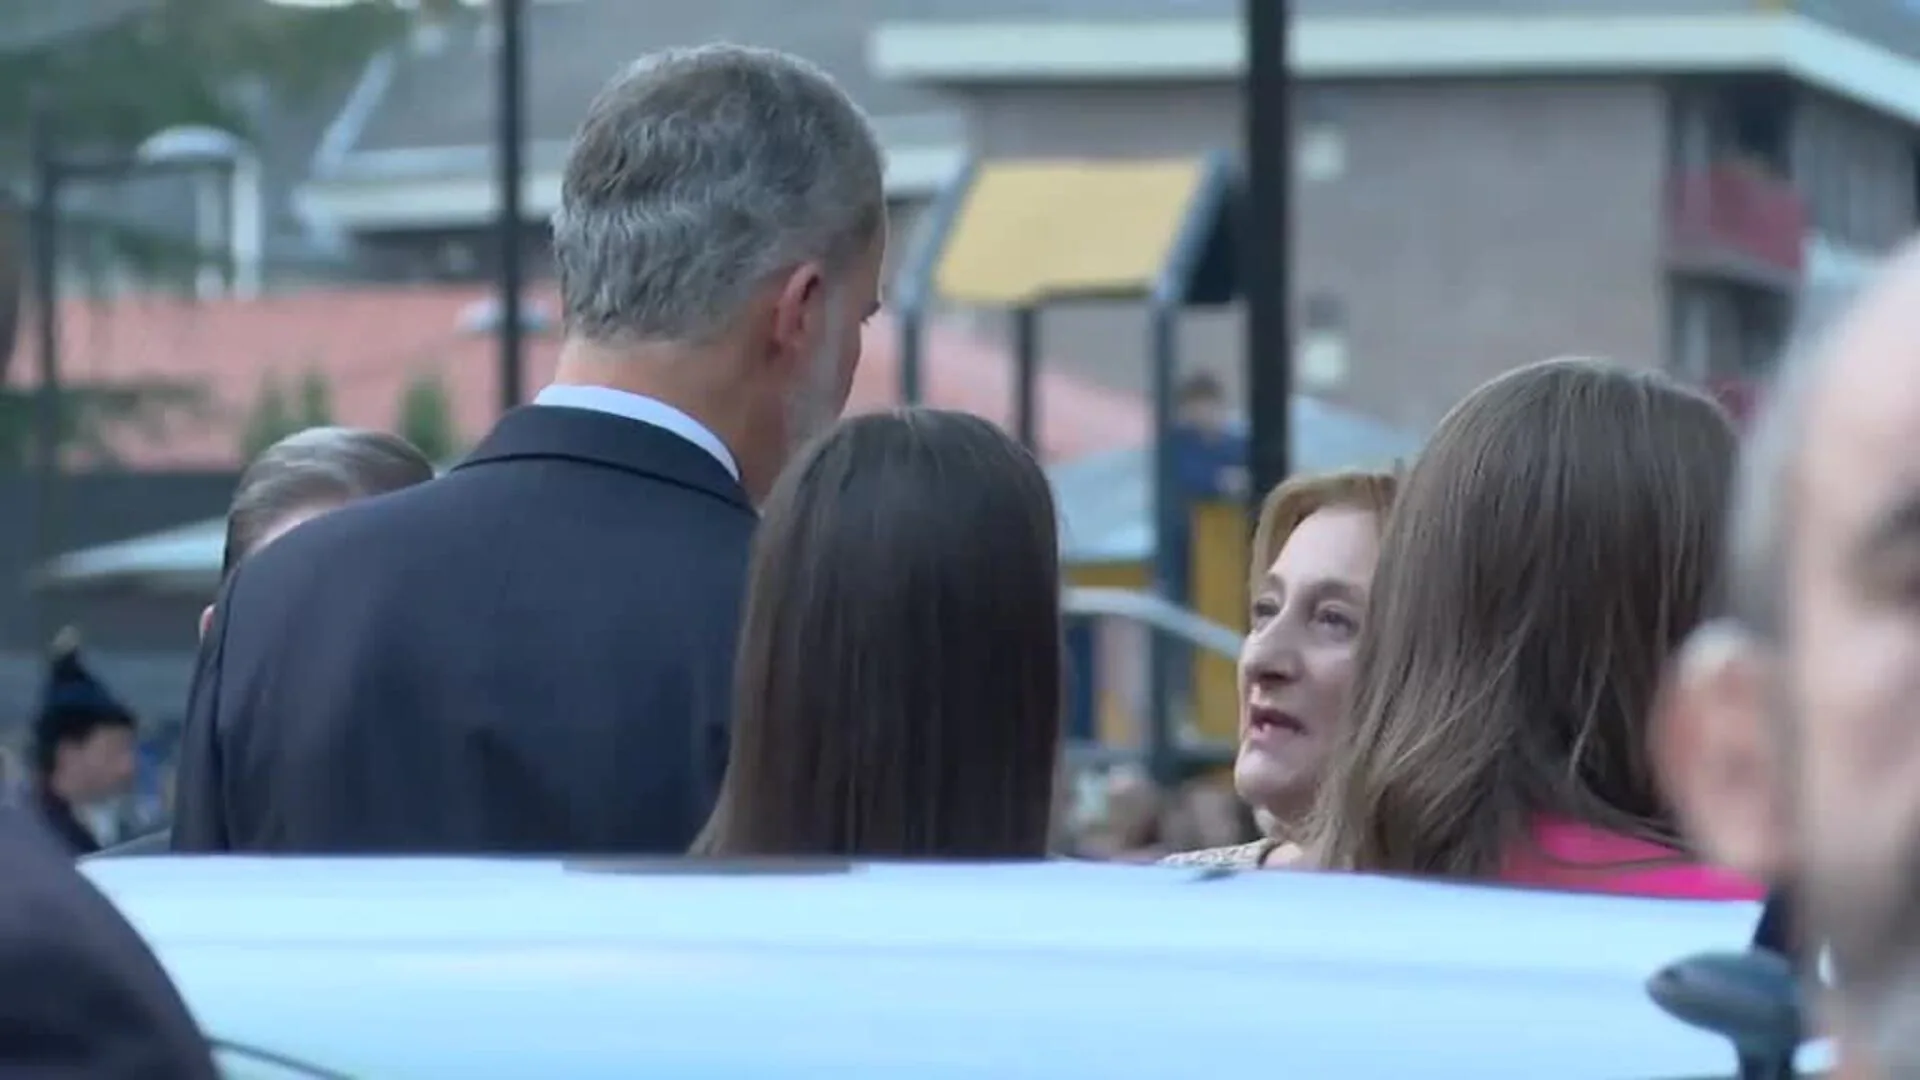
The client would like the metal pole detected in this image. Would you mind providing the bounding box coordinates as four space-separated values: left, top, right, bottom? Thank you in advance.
1011 306 1038 449
1146 306 1181 787
27 99 61 646
495 0 528 413
899 309 923 403
230 151 265 299
1244 0 1293 498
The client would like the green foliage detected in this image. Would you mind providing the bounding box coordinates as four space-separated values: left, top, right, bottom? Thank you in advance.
0 377 209 468
0 1 447 462
295 366 334 428
238 371 296 462
0 0 443 366
239 364 334 462
395 368 459 464
0 1 436 157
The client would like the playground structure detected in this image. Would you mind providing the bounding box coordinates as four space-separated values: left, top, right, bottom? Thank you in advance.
894 152 1415 782
896 152 1244 783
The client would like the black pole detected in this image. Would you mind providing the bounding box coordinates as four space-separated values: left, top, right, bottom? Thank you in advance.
899 311 923 403
495 0 528 413
27 98 61 646
1146 306 1181 787
1244 0 1293 498
1011 306 1038 449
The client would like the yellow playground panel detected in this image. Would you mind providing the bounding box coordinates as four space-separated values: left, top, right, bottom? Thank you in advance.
898 152 1240 782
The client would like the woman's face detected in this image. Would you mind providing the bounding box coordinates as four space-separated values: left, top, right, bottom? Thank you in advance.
1233 506 1381 828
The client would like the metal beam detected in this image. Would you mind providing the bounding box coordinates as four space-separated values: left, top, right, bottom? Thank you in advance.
495 0 528 413
29 96 62 646
1244 0 1293 498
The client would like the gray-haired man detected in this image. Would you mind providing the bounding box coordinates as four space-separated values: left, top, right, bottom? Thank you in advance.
174 44 885 855
1658 239 1920 1079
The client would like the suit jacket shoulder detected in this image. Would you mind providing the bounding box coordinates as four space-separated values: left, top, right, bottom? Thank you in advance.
177 405 758 854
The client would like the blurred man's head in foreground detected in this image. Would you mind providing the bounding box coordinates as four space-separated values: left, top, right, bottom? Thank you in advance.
1659 239 1920 1075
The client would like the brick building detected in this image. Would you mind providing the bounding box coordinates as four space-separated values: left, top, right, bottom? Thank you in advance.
872 0 1920 430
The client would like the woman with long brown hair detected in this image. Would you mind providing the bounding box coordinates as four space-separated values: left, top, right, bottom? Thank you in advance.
691 408 1062 859
1298 357 1759 898
1162 469 1396 869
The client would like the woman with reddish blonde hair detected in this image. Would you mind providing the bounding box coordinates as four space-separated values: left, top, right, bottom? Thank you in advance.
1162 467 1397 869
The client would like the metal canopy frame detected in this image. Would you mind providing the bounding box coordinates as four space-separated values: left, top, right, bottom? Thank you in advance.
893 152 1241 783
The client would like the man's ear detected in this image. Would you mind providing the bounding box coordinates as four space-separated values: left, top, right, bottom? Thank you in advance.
199 605 213 642
1654 620 1791 881
765 261 828 368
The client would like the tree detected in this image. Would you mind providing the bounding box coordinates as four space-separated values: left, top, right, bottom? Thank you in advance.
395 369 459 464
295 366 334 428
0 0 449 458
0 376 206 468
239 364 334 459
238 371 296 461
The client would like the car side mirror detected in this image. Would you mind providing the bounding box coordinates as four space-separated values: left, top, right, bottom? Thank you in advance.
1648 948 1805 1080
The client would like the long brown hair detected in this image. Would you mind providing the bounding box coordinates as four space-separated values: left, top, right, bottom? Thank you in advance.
1308 358 1737 879
692 408 1063 858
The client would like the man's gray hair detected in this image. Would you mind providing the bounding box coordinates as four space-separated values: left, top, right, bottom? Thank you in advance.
552 44 885 345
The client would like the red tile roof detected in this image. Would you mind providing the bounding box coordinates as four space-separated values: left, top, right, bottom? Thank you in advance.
11 285 1147 467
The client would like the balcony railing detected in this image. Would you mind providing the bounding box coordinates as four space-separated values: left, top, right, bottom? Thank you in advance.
1668 162 1807 284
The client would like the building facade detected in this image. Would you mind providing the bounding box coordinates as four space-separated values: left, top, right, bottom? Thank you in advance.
214 1 1920 430
872 2 1920 430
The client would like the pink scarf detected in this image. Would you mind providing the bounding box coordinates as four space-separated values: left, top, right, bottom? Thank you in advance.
1500 816 1764 900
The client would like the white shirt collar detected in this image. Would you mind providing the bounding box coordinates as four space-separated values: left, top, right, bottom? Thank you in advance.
532 384 740 481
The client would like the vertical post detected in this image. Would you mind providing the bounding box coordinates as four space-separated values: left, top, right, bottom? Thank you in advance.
1145 306 1181 787
230 152 264 300
1244 0 1293 498
27 100 61 646
1064 618 1097 744
192 173 223 299
1010 305 1039 449
495 0 528 414
899 308 923 403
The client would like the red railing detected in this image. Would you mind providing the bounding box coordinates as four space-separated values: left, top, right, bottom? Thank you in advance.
1669 163 1807 277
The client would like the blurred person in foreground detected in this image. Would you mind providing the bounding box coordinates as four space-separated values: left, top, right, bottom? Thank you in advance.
33 634 139 856
0 809 217 1078
691 410 1059 859
172 44 885 854
1657 240 1920 1077
1296 358 1759 898
1161 469 1397 869
204 426 435 638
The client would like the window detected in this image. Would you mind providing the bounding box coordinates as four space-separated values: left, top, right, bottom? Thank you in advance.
1296 92 1346 184
1298 122 1345 184
1297 293 1349 391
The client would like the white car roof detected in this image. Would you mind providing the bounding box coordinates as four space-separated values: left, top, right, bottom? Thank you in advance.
88 858 1774 1079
